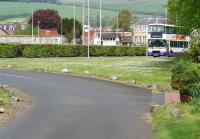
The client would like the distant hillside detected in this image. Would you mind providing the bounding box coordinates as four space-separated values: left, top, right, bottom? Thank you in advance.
0 0 167 25
60 0 167 16
0 0 57 3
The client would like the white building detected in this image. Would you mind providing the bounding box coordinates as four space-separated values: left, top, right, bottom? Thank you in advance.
133 18 168 46
94 32 120 46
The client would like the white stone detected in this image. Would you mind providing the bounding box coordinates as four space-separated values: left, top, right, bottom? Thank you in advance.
170 108 181 118
0 108 5 114
111 75 118 80
128 80 136 84
61 69 70 74
7 65 12 69
0 98 3 104
85 71 91 75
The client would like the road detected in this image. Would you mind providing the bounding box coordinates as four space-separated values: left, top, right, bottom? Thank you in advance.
0 69 152 139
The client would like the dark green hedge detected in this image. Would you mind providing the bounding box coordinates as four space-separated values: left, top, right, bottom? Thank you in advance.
0 43 17 58
0 43 146 58
22 44 146 58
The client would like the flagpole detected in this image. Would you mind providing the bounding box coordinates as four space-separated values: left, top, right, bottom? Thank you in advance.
99 0 102 45
87 0 90 59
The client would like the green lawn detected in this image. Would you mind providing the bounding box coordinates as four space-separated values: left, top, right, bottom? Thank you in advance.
0 88 9 106
151 104 200 139
0 57 174 86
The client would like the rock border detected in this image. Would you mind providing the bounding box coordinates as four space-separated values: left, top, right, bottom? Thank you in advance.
0 84 33 125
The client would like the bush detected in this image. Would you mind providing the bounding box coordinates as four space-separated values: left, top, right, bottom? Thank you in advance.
22 44 146 58
183 83 200 113
0 43 17 58
172 53 200 90
189 37 200 63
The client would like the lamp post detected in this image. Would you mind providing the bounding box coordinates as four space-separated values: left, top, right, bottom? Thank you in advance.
82 0 85 45
73 0 76 45
31 7 34 44
99 0 102 45
37 21 40 43
87 0 90 59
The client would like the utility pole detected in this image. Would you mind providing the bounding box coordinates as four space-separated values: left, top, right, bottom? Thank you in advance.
82 0 85 45
87 0 90 59
73 0 76 45
99 0 102 45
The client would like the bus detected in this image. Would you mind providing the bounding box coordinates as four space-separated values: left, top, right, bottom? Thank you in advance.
148 24 191 56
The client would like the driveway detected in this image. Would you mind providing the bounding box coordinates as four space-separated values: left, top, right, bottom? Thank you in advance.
0 69 152 139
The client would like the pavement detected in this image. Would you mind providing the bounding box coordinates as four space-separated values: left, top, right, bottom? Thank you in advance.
0 69 153 139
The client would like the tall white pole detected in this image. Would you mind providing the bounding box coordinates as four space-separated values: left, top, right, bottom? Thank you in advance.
38 21 40 43
87 0 90 59
166 0 168 24
73 0 76 45
61 19 63 44
99 0 102 45
82 0 85 45
32 7 34 44
117 10 119 38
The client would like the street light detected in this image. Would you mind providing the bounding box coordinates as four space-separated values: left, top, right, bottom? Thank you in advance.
99 0 102 45
87 0 90 59
82 0 85 45
73 0 76 45
31 7 34 44
37 21 40 43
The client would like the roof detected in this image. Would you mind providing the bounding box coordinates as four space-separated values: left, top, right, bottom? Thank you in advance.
0 29 11 35
135 18 169 26
40 29 59 36
96 32 120 38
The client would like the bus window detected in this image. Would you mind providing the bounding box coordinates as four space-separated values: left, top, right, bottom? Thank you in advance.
166 26 175 34
149 25 164 33
148 39 167 48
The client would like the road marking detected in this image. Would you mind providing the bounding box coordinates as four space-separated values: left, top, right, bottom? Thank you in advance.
0 72 33 80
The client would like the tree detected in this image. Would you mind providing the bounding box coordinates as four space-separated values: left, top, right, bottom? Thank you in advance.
28 9 61 29
168 0 200 34
113 9 133 31
57 18 82 42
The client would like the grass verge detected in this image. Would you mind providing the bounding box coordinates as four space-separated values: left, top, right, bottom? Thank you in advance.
0 88 9 106
151 104 200 139
0 57 174 86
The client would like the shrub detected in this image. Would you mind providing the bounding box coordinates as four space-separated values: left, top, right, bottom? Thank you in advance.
171 53 200 90
189 37 200 63
22 44 60 58
22 44 146 58
0 43 17 58
183 83 200 113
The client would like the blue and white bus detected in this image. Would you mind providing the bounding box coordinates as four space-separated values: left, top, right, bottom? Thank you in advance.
148 24 191 56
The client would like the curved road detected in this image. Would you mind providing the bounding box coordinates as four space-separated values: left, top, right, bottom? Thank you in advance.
0 69 152 139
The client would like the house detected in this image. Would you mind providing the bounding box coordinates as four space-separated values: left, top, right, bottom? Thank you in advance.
0 23 16 31
133 18 168 46
82 30 96 45
94 32 120 46
119 32 133 46
40 29 60 36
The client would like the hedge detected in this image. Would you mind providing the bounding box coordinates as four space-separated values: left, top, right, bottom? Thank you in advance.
0 43 146 58
21 44 146 58
0 43 17 58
